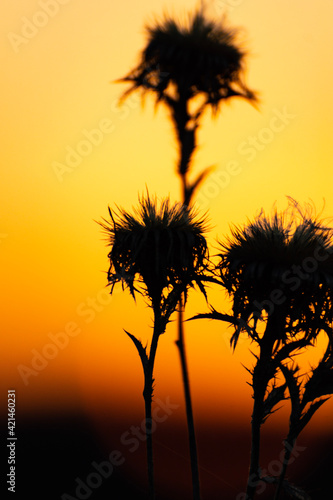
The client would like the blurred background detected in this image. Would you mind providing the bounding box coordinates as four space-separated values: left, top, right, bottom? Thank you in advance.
1 0 333 498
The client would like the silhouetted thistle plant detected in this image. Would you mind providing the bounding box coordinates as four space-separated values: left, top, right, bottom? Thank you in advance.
118 11 257 499
119 9 257 205
193 199 333 499
274 331 333 500
99 194 210 500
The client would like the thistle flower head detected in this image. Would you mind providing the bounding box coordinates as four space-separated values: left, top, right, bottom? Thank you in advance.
218 199 333 337
119 10 257 110
99 194 209 311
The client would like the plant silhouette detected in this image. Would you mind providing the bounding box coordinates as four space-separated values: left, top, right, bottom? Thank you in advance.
274 334 333 500
99 194 210 500
101 5 333 496
119 9 257 205
118 10 257 499
192 199 333 499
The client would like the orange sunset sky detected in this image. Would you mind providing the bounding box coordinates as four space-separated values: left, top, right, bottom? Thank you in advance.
2 0 333 446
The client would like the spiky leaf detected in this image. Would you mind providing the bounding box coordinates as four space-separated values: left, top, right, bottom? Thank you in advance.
124 330 149 369
262 383 287 421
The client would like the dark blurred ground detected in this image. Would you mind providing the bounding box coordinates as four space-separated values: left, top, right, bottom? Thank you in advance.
1 412 332 500
1 413 146 500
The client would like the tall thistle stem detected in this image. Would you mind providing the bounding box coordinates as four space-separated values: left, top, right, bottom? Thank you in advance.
176 294 201 500
246 316 277 499
246 381 266 499
174 98 202 499
273 436 294 500
142 307 164 500
143 385 155 500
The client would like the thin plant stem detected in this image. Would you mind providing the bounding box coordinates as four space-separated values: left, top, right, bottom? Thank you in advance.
273 437 294 500
246 317 278 499
142 308 164 500
246 388 265 499
175 108 202 499
176 295 201 500
144 389 155 500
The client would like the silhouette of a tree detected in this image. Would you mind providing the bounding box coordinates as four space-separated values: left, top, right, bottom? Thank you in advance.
192 199 333 499
118 11 257 498
99 194 210 500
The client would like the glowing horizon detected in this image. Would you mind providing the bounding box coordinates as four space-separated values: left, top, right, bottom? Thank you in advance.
2 0 333 444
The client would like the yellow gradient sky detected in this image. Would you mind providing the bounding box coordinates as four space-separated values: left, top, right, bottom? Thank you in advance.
1 0 333 434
